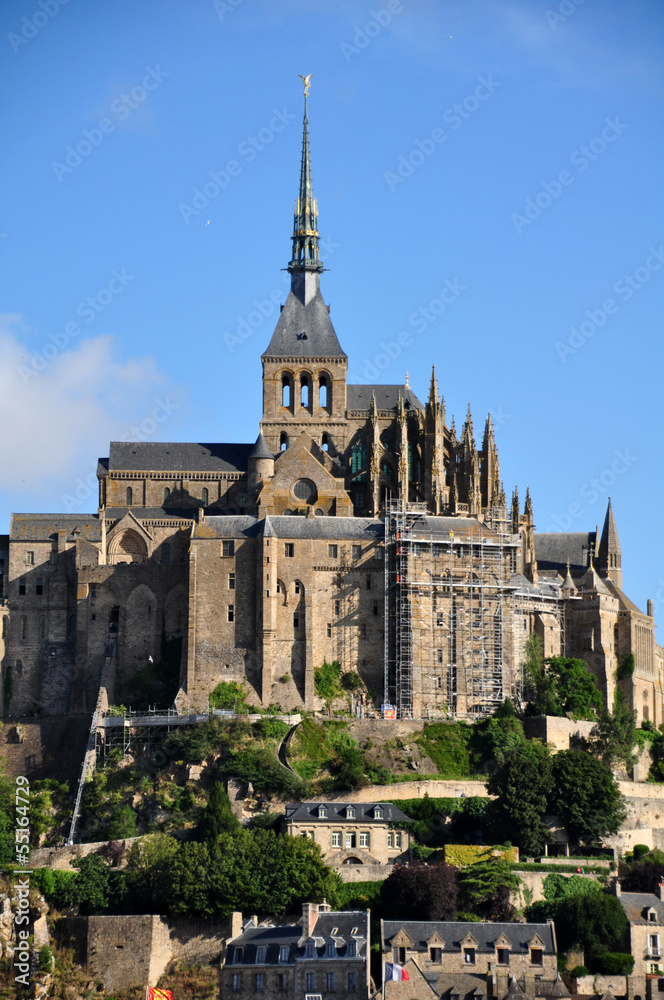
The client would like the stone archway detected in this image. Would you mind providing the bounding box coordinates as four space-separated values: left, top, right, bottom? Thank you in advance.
109 529 148 565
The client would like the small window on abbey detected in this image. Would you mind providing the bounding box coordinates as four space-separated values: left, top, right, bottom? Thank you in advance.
280 432 288 452
126 487 133 506
163 487 170 504
319 379 328 408
201 488 209 507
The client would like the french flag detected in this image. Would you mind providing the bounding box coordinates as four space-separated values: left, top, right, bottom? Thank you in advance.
385 963 410 981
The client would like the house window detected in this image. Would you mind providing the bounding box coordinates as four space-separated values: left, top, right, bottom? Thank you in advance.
293 613 299 628
373 601 379 617
255 973 264 992
235 948 244 963
328 545 338 558
201 487 209 507
327 623 332 638
650 935 660 955
353 545 361 560
347 972 357 991
347 941 357 958
285 543 294 557
326 972 335 990
464 948 476 965
229 573 235 590
497 948 509 965
232 974 241 992
530 949 543 966
359 833 370 848
318 805 327 818
163 487 171 503
334 600 340 615
360 624 366 639
366 576 371 590
36 578 43 596
394 947 406 964
278 973 287 992
306 943 316 959
430 948 442 963
26 551 34 566
388 832 402 849
346 832 356 848
306 973 316 991
256 947 266 963
327 942 336 958
228 605 235 623
126 487 133 505
279 946 289 963
387 832 394 848
346 805 355 818
294 581 301 594
222 540 235 557
332 832 341 847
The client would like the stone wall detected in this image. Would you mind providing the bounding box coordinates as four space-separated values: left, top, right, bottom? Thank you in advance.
31 836 141 871
523 715 595 752
336 863 390 883
574 975 627 996
324 778 491 802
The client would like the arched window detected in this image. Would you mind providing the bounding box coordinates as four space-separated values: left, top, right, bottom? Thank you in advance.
381 431 395 454
202 488 209 507
381 460 395 482
282 375 292 408
280 432 288 452
20 616 27 640
322 433 329 452
351 439 367 477
319 376 328 408
301 377 310 408
126 486 133 506
163 487 171 504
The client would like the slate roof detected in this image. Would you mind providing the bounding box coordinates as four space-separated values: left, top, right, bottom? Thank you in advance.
104 507 196 522
534 533 596 575
192 515 385 541
226 910 368 964
262 289 346 358
107 441 253 473
10 514 101 542
284 801 413 824
248 433 274 460
382 921 556 954
435 973 489 1000
603 578 644 615
620 892 664 924
347 385 424 411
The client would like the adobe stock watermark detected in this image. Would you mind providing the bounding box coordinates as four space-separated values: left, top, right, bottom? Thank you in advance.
348 278 466 384
546 0 586 30
8 0 70 53
212 0 246 19
555 244 664 362
543 449 637 533
179 107 295 223
384 76 501 192
511 117 628 233
18 268 135 384
340 0 406 62
51 66 169 181
62 397 180 512
223 235 340 352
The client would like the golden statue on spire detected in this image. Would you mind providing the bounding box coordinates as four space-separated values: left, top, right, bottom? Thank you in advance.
298 74 313 95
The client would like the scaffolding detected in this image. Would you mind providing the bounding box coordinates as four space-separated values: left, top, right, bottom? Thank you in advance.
384 498 520 719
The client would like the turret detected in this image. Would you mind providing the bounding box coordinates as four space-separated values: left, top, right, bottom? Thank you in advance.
248 432 274 489
597 497 622 589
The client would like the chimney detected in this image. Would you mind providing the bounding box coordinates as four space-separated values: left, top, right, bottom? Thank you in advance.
648 599 654 618
302 902 319 937
230 911 243 939
656 883 664 901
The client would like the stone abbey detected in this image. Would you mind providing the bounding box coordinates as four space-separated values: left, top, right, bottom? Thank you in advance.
1 88 662 723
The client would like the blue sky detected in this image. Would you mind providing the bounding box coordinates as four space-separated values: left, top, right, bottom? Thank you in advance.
1 0 663 630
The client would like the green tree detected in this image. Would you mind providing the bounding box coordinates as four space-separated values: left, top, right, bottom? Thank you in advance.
105 803 138 840
551 749 624 844
547 657 603 719
209 680 251 712
457 858 522 921
73 855 112 914
487 741 554 856
554 893 627 959
125 832 180 911
314 659 342 714
195 781 240 842
587 690 637 769
381 862 458 921
169 841 215 918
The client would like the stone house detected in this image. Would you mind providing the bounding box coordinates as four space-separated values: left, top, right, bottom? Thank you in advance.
283 801 413 866
617 882 664 980
220 902 370 1000
381 919 559 1000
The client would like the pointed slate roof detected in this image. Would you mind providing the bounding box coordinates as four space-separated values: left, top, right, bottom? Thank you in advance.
262 288 346 358
597 498 621 569
248 433 274 460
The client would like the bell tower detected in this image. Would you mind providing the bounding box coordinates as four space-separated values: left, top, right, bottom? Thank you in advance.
260 76 348 458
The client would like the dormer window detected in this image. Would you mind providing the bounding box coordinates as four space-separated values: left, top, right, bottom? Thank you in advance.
530 948 543 966
317 805 327 819
648 908 658 922
235 947 244 963
347 941 356 957
497 948 509 965
464 948 476 965
256 946 266 963
306 942 316 958
346 805 355 819
373 806 383 820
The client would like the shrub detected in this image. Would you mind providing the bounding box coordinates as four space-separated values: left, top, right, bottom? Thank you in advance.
38 945 53 972
594 952 634 975
209 680 251 712
569 965 588 977
633 843 650 861
341 671 363 692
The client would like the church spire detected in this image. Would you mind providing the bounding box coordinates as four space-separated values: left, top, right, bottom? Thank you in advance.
597 497 622 588
289 75 323 278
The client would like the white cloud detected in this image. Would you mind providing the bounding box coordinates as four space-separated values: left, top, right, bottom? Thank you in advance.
0 315 186 511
